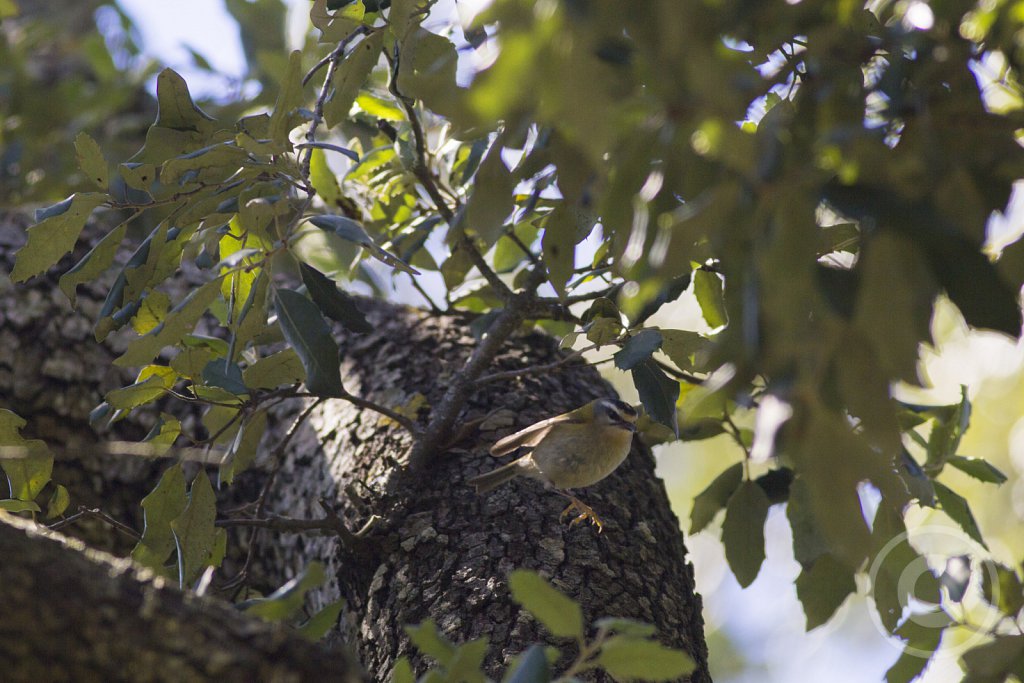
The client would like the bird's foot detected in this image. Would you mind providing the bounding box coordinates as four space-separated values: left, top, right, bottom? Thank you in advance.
559 497 604 533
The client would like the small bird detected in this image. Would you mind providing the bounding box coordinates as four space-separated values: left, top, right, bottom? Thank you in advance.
467 398 638 532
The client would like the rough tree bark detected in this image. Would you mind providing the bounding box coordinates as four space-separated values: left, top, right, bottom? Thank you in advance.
256 302 711 682
1 212 711 681
0 512 364 682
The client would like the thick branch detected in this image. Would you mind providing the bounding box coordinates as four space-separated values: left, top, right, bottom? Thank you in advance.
0 513 365 682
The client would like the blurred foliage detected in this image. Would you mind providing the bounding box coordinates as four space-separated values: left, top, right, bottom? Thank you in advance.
4 0 1024 679
395 569 694 682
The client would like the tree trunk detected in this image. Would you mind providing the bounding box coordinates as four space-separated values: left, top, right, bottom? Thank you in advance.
257 303 711 681
1 212 710 681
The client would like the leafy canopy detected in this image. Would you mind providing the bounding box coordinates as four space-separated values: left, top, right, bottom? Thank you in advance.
5 0 1024 678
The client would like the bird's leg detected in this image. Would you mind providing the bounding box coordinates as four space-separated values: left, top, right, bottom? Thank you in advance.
555 491 604 533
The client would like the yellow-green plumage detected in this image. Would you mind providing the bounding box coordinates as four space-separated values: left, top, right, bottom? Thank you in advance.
468 398 638 494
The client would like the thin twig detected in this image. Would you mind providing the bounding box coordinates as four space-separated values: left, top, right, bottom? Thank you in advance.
407 268 548 470
408 272 446 313
302 25 370 86
294 141 360 162
48 506 142 542
217 500 379 550
222 397 327 592
384 48 514 303
476 345 598 385
339 388 421 435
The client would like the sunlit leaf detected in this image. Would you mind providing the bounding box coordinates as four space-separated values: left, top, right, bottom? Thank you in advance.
508 569 584 640
11 193 107 283
74 132 108 189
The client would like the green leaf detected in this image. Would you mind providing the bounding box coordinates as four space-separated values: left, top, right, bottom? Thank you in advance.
201 359 248 395
299 263 372 333
596 636 696 681
132 464 187 571
960 635 1024 680
946 455 1006 484
106 372 174 410
269 50 304 146
493 222 540 273
160 142 251 186
243 349 306 390
870 503 941 633
721 480 770 587
631 359 679 436
169 469 218 586
309 147 342 206
133 69 216 163
11 193 107 282
297 598 346 641
58 223 128 307
74 132 108 189
392 657 415 683
504 645 551 683
0 410 52 502
614 329 663 370
795 554 856 629
355 92 405 121
307 215 419 274
245 563 327 621
0 499 41 513
115 277 226 367
119 162 157 191
508 569 584 640
143 414 181 457
658 329 707 372
693 269 727 328
447 638 488 683
980 560 1024 616
884 609 950 683
396 27 461 116
594 617 658 638
586 317 623 346
311 0 364 42
466 143 516 247
690 463 743 534
220 409 267 484
406 619 455 667
541 207 577 298
274 289 345 398
45 484 70 519
786 476 830 567
925 388 970 470
933 481 986 548
324 31 385 127
153 67 215 132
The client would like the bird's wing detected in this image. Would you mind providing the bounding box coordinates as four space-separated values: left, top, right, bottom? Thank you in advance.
489 415 585 457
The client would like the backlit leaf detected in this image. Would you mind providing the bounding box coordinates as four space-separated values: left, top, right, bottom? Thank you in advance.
508 569 584 640
74 132 108 189
169 469 218 586
11 193 107 282
132 464 187 571
690 463 743 534
596 636 696 681
722 481 770 587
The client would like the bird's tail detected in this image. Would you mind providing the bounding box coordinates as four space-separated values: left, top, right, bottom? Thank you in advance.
467 460 524 494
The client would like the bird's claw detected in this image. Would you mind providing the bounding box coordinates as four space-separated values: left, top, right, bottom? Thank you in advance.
559 498 604 533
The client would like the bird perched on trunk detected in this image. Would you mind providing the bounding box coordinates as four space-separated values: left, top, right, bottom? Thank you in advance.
467 398 638 532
